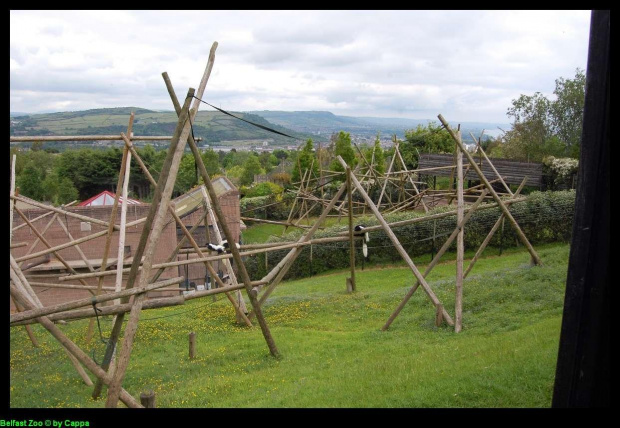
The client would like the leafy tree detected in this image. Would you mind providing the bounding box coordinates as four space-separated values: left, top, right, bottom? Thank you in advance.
330 131 356 174
176 153 199 194
292 139 319 183
57 177 79 205
501 68 585 161
401 122 454 168
225 165 245 185
17 166 44 201
201 148 221 176
550 69 586 158
272 149 289 161
240 154 264 186
361 135 386 174
258 151 279 174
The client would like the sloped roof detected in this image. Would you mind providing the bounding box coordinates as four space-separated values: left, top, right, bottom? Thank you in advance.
172 178 238 218
78 190 142 207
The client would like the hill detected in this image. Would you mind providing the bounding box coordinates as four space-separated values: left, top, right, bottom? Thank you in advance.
9 107 311 148
250 110 510 141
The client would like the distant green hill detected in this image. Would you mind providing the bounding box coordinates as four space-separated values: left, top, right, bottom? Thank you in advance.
250 110 510 141
9 107 311 147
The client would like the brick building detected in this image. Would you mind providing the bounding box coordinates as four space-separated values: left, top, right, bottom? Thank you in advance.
10 177 242 312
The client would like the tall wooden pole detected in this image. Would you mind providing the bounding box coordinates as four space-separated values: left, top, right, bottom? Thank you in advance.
455 130 465 333
88 113 134 343
161 70 280 358
104 89 196 408
97 43 219 401
438 114 542 266
346 167 356 292
10 154 16 247
381 189 488 330
337 156 454 326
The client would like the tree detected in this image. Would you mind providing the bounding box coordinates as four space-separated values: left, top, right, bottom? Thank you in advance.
292 139 318 183
17 166 44 201
361 135 386 175
330 131 356 174
176 153 199 194
401 122 454 169
501 68 585 161
57 177 79 205
201 148 221 176
550 68 586 158
240 154 264 186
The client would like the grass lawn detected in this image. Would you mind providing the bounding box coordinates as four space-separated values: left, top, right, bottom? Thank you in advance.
9 242 569 408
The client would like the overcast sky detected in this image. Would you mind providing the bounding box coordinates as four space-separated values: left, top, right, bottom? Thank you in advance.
10 10 591 124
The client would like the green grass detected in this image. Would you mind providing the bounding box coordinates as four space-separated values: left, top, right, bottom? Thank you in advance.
242 223 287 243
9 242 569 408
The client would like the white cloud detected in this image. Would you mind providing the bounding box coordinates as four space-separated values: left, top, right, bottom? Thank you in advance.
9 10 591 123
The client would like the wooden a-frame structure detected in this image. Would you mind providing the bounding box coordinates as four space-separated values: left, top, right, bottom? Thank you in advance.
10 42 543 408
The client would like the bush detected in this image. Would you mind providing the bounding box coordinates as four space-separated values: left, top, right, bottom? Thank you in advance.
241 181 283 198
243 190 576 281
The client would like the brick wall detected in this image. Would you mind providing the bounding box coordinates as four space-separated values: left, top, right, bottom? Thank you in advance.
11 190 241 313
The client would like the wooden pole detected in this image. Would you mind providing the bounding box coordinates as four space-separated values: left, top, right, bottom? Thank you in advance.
14 206 98 294
12 296 186 326
189 332 196 360
114 149 133 304
105 88 197 408
464 177 527 278
435 303 444 327
336 156 454 326
438 114 542 266
54 216 96 273
88 114 134 342
381 190 488 331
8 276 141 407
10 276 185 324
10 154 16 246
346 166 356 292
16 211 61 268
455 130 464 333
251 180 349 311
10 135 180 142
11 194 119 230
140 390 156 408
11 295 39 347
198 187 250 324
470 132 513 196
10 264 95 387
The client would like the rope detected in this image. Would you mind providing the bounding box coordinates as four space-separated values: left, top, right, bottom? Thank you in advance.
190 96 298 140
90 298 109 366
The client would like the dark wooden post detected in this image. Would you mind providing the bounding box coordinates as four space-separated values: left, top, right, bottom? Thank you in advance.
140 390 156 408
435 303 444 327
189 332 196 360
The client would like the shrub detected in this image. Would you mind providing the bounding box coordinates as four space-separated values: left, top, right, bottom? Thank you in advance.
243 190 576 281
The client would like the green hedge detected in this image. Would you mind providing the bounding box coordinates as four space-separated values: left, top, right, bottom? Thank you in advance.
240 193 295 220
243 190 576 281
